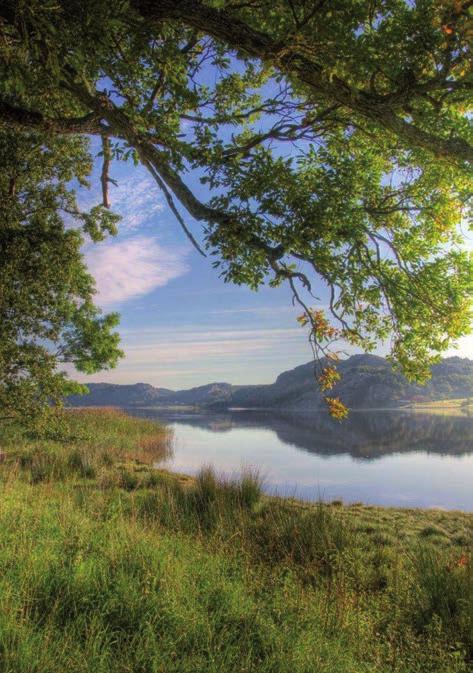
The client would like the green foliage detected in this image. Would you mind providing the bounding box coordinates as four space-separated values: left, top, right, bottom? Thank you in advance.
0 0 471 410
0 130 122 423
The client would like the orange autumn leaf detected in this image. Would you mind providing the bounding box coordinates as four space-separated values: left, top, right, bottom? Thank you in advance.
318 366 341 391
441 24 454 34
324 396 349 419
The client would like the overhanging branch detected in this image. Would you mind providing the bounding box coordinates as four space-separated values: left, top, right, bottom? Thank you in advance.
0 100 105 135
132 0 473 166
100 135 112 208
63 77 287 263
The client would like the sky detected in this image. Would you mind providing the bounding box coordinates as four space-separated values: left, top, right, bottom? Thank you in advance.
75 162 319 389
72 141 473 392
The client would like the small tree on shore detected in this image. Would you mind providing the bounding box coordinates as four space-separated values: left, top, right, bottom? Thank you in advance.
0 130 123 423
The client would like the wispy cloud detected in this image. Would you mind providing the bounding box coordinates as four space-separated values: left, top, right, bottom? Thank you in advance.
108 172 164 230
208 306 295 316
72 325 312 386
86 235 188 306
122 328 303 364
78 170 164 231
121 326 301 342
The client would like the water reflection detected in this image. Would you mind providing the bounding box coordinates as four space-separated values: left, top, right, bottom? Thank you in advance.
128 409 473 461
126 408 473 509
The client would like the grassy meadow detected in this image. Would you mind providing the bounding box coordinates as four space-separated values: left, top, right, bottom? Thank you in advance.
0 408 472 672
406 398 473 416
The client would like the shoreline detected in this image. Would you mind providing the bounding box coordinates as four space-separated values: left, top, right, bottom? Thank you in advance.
70 403 473 417
1 408 472 670
155 465 473 519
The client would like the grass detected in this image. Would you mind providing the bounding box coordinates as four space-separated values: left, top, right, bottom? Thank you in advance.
0 409 472 672
0 407 172 486
405 398 473 416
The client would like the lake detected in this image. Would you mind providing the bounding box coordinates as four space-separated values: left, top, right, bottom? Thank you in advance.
127 408 473 510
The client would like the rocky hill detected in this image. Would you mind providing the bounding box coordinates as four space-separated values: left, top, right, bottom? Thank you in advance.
67 354 473 411
231 354 473 411
67 382 173 408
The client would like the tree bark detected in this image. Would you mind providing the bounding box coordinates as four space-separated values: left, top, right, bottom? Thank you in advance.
0 101 103 135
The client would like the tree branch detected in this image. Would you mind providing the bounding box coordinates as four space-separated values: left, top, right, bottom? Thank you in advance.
142 158 207 257
62 77 286 263
132 0 472 166
0 100 105 135
100 134 112 208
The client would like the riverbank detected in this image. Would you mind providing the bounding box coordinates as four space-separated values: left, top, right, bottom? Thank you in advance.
0 409 472 672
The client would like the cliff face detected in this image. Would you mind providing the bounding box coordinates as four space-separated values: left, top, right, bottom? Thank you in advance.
67 355 473 410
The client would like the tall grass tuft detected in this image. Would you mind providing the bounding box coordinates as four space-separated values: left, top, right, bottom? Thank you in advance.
135 466 263 535
410 547 473 657
237 468 263 509
248 501 355 579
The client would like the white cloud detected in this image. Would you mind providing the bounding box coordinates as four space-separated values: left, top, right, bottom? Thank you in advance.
120 326 301 341
109 173 164 230
77 170 164 231
208 306 295 316
86 236 188 306
121 329 302 364
71 325 312 386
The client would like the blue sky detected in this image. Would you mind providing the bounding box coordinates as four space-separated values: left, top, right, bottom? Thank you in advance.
75 155 314 388
72 141 473 391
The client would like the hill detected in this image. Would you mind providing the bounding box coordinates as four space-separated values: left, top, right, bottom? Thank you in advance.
68 354 473 411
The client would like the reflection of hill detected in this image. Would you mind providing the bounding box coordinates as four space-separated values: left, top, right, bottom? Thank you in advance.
128 409 473 461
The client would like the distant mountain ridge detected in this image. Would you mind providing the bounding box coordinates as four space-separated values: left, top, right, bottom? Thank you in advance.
68 354 473 411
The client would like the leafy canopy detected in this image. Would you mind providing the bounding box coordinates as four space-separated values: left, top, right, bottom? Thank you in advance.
0 0 471 416
0 130 123 423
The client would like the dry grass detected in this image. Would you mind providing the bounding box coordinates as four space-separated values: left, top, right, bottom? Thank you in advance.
0 408 172 485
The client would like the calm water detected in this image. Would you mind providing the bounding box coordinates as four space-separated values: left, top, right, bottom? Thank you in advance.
127 408 473 510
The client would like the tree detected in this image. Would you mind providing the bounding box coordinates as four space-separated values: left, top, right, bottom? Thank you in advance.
0 0 471 416
0 129 123 423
